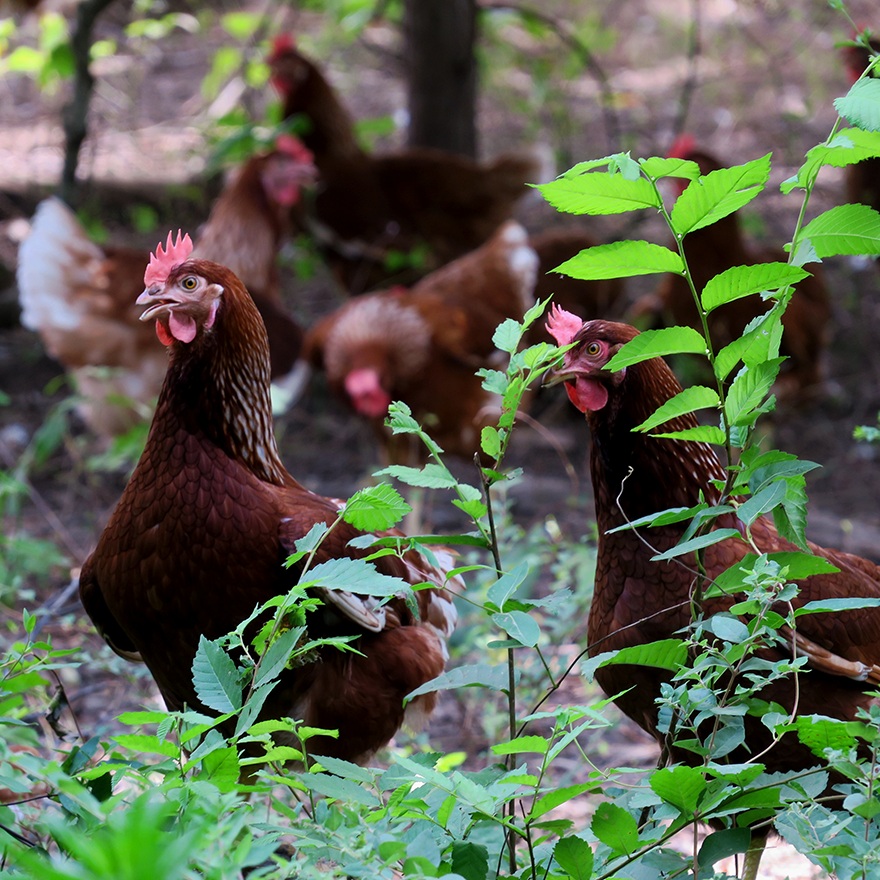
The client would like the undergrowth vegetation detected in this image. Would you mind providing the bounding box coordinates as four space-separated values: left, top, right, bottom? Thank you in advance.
3 10 880 880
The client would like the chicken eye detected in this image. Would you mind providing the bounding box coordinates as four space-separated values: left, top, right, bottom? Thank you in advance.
181 276 198 291
586 342 602 356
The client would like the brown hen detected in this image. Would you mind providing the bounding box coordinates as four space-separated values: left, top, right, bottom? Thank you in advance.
268 34 543 293
16 140 311 436
629 138 831 400
304 221 538 468
547 310 880 875
78 233 459 763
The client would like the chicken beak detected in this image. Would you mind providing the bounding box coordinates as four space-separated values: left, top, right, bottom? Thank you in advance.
136 285 184 322
543 368 575 389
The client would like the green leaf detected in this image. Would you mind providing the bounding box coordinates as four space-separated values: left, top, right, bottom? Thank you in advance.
486 561 529 611
651 425 727 444
605 326 707 370
192 635 243 714
113 734 180 758
701 263 809 312
735 480 788 526
783 129 880 193
491 735 549 756
595 638 688 672
641 155 702 181
554 240 684 280
306 557 408 597
451 841 489 880
534 784 602 820
199 746 240 793
538 172 661 215
794 715 860 759
553 836 594 879
253 626 305 689
591 801 639 855
834 77 880 132
220 11 261 40
794 597 880 616
493 318 523 354
671 154 771 235
698 829 753 867
481 425 501 459
725 359 783 426
304 772 380 807
492 610 540 647
634 385 719 432
407 663 512 699
650 766 707 813
375 462 458 489
651 529 742 562
797 203 880 260
342 483 410 531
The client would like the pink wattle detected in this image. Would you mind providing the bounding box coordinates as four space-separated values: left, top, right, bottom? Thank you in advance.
169 311 197 343
566 377 608 413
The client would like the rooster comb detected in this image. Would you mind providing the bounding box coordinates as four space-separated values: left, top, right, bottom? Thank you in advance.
275 134 314 164
144 230 194 288
270 33 296 58
667 133 697 160
546 304 583 346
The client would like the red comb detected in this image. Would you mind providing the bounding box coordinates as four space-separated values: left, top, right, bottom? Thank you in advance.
144 231 194 288
275 134 314 165
269 33 295 59
667 133 697 160
546 304 583 346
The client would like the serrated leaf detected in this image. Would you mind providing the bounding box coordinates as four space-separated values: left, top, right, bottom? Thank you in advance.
491 735 549 756
538 172 661 215
834 77 880 132
554 240 684 280
698 828 753 867
735 480 788 526
651 528 742 562
701 263 809 312
113 734 180 758
794 597 880 616
486 561 529 611
650 766 707 813
726 359 783 426
407 663 511 699
493 318 523 353
641 155 702 180
305 557 408 597
375 462 457 489
794 715 860 759
199 746 240 793
634 385 719 432
598 638 688 671
451 841 489 880
304 772 380 806
651 425 727 444
784 129 880 193
192 635 243 714
342 483 411 531
591 801 639 855
553 836 594 879
714 311 782 381
493 610 540 647
605 326 707 370
534 784 601 820
797 203 880 260
253 627 305 689
672 154 771 235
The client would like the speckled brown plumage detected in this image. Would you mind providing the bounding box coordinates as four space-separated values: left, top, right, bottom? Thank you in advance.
551 318 880 775
79 257 459 764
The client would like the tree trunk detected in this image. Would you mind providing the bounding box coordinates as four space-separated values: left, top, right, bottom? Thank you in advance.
403 0 478 158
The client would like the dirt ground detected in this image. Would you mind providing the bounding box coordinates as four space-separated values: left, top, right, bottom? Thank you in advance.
1 3 879 877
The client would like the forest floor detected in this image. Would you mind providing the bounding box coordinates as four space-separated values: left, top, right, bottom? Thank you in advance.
2 2 880 877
